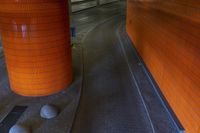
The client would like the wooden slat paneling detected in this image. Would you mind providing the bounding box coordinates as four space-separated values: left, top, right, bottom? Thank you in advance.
0 0 73 96
126 0 200 133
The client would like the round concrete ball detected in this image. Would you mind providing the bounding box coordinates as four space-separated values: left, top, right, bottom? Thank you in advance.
9 124 30 133
40 104 59 119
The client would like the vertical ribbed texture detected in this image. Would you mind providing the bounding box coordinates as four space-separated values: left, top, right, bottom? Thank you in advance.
0 0 72 96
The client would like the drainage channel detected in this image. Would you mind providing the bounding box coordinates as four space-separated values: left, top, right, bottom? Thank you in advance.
0 106 27 133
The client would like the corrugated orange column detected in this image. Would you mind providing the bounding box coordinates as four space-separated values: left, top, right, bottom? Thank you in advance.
0 0 73 96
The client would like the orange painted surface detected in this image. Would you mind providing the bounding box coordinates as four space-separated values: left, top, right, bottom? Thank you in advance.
126 0 200 133
0 0 72 96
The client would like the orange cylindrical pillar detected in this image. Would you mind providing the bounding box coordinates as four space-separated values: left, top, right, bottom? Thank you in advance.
0 0 73 96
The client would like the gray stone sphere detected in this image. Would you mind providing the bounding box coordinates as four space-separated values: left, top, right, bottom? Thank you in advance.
9 124 30 133
40 104 59 119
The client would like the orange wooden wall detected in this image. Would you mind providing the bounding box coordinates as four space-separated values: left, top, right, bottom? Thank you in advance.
0 0 72 96
126 0 200 133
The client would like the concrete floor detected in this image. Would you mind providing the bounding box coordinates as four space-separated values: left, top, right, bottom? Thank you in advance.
71 0 119 12
70 2 179 133
0 1 180 133
71 0 85 3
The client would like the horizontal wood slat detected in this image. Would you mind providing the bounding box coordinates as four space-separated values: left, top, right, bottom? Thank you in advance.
126 0 200 133
0 0 72 96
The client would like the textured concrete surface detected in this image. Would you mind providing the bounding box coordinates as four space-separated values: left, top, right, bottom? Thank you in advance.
72 1 97 12
71 0 86 3
71 0 119 12
72 16 153 133
70 16 179 133
70 2 179 133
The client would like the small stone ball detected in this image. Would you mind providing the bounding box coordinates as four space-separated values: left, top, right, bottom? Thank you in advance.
40 104 59 119
9 124 30 133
